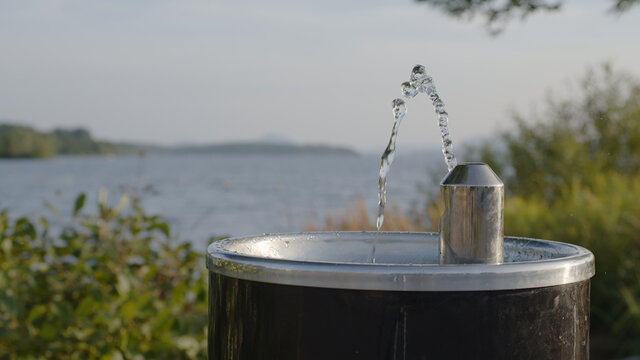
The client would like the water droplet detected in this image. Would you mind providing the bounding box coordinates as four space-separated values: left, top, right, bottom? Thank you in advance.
401 82 418 98
424 83 436 95
392 98 406 115
370 243 377 264
376 213 384 231
410 65 427 82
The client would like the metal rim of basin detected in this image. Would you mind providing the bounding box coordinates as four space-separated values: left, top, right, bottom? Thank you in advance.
206 231 595 291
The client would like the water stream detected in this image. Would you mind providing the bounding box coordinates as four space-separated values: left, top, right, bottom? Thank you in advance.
376 98 406 231
376 65 457 231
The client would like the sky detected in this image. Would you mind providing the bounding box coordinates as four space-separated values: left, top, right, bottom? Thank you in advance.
1 0 639 152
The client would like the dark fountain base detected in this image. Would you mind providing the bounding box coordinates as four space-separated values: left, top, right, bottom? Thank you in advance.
209 275 590 360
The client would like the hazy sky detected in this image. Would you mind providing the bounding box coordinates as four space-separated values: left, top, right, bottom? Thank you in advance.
1 0 639 152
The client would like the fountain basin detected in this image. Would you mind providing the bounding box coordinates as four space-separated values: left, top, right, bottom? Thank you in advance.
207 231 593 291
207 232 594 359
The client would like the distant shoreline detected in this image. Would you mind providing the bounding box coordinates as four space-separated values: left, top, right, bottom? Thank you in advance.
0 123 358 158
168 142 358 156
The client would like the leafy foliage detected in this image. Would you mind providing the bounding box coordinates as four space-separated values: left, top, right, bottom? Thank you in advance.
502 175 640 356
480 64 640 202
0 193 210 359
414 0 639 33
469 64 640 357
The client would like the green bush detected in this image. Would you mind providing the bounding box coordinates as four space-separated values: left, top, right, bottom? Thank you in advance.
0 193 210 359
480 63 640 202
503 174 640 356
473 64 640 357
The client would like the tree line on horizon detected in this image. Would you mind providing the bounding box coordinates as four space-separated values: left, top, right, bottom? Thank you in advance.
0 124 126 158
0 123 358 159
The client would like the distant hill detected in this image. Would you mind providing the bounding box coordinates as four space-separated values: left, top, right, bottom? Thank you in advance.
171 142 357 156
0 123 357 158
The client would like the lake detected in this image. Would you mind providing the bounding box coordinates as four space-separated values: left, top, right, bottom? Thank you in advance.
0 151 445 250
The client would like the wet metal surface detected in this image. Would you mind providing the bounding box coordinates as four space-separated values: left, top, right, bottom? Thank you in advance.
207 232 594 291
439 163 504 264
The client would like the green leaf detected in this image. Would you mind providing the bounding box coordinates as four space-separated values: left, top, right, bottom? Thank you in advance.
36 217 49 237
1 238 12 255
119 300 137 322
133 292 152 309
27 304 48 323
150 308 173 333
75 296 97 317
100 350 124 360
116 273 131 296
44 201 62 218
13 217 36 239
170 283 188 306
39 322 57 340
149 222 170 238
73 193 86 216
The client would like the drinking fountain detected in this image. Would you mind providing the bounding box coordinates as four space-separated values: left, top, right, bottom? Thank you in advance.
206 162 594 359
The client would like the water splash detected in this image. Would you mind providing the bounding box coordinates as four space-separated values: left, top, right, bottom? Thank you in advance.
401 81 418 98
376 65 457 230
377 98 406 231
409 65 457 171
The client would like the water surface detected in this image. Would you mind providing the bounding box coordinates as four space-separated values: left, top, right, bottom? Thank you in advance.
0 152 442 249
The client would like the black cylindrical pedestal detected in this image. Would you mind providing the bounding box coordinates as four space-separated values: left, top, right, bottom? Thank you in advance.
206 232 595 360
209 275 589 360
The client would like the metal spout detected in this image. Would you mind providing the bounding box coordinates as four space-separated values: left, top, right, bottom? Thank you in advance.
439 162 504 264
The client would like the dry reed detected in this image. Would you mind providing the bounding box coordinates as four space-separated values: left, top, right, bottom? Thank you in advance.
303 197 428 232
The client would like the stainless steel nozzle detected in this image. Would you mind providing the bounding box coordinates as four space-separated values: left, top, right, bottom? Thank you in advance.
439 162 504 265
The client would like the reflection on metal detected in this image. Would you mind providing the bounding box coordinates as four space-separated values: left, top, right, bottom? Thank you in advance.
206 232 595 291
439 162 504 264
